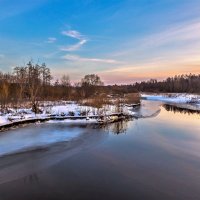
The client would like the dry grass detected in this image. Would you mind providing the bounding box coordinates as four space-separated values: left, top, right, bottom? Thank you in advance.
78 92 140 109
124 93 140 104
78 94 110 108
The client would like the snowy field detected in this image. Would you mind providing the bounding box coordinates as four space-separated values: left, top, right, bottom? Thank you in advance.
141 93 200 110
0 102 135 127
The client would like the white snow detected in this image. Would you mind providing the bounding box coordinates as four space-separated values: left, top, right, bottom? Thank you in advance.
0 101 136 127
141 93 200 110
0 116 10 125
47 118 97 124
141 93 200 108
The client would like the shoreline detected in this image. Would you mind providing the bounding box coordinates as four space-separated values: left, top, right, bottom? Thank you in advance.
141 93 200 111
1 93 199 132
0 112 134 132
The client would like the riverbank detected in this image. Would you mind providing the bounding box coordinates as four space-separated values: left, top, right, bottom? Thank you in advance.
2 93 199 131
0 101 139 131
141 93 200 111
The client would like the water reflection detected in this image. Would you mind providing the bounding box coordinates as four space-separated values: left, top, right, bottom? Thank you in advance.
23 174 39 184
100 120 129 134
163 104 200 115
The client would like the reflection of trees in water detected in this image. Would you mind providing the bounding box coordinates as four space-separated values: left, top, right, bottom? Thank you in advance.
163 104 200 115
101 120 129 134
23 173 39 184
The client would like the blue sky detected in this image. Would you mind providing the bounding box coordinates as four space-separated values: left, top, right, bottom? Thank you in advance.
0 0 200 84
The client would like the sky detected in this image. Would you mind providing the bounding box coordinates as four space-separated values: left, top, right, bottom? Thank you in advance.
0 0 200 84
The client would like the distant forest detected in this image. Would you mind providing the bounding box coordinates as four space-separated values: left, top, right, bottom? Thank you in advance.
101 74 200 94
132 74 200 93
0 61 199 112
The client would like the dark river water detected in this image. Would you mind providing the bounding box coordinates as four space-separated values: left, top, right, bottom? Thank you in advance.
0 100 200 200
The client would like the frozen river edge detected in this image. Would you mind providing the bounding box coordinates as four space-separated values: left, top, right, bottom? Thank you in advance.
141 93 200 111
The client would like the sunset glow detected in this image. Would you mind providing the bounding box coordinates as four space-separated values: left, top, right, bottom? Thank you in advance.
0 0 200 84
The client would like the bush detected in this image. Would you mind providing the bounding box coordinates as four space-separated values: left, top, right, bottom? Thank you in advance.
68 111 75 116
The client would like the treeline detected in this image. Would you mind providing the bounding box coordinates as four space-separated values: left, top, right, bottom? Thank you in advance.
0 61 199 112
0 62 111 113
100 74 200 94
133 74 200 93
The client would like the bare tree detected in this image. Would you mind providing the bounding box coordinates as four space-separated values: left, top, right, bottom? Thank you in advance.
81 74 104 98
26 61 42 113
13 66 27 108
61 75 71 99
0 73 11 112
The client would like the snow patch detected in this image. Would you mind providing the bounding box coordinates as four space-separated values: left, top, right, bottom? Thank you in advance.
141 93 200 103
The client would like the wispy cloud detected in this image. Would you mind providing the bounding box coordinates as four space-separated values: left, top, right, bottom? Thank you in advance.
47 37 57 43
60 30 87 51
141 20 200 47
62 54 121 64
112 19 200 58
62 30 82 40
60 39 87 51
43 51 59 58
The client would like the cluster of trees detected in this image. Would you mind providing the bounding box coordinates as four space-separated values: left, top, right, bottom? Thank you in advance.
0 62 52 112
0 62 105 112
133 74 200 93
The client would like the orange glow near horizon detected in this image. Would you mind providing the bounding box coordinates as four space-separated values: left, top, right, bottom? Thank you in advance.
99 64 200 84
51 53 200 85
52 64 200 85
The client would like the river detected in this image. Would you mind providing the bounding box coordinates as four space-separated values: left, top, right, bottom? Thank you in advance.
0 100 200 200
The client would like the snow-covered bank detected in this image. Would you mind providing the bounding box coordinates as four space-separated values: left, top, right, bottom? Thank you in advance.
0 116 10 125
141 93 200 111
0 102 137 129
